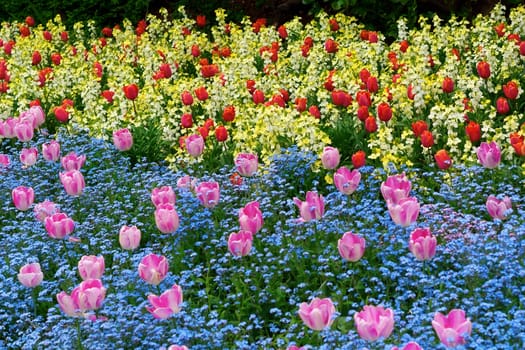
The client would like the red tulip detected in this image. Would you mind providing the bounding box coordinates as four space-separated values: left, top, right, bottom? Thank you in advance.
324 38 338 53
411 120 428 137
329 18 339 31
476 61 491 79
496 97 510 114
465 121 481 143
442 77 454 94
181 91 194 105
32 51 41 65
222 105 235 122
196 15 206 28
377 102 392 122
364 116 377 133
366 76 378 93
252 89 265 104
194 86 209 101
357 106 369 122
122 84 139 100
351 150 366 169
181 113 193 128
420 130 434 148
503 81 519 100
54 106 69 123
434 149 452 170
215 125 228 142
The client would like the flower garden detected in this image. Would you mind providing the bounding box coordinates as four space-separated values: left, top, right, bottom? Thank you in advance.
1 3 525 349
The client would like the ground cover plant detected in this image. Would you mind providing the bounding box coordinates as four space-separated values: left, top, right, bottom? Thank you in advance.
0 3 525 350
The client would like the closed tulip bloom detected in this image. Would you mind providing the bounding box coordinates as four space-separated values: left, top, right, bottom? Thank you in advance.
61 152 86 171
185 134 204 157
338 232 366 262
235 153 258 177
420 130 434 148
476 61 491 79
496 96 509 115
44 212 75 239
321 146 340 170
239 201 264 234
151 185 176 208
34 200 60 222
442 76 454 93
29 105 45 127
477 141 501 168
42 140 61 161
387 197 420 227
228 230 253 257
78 255 105 280
112 128 133 151
138 253 169 285
18 262 44 288
434 149 452 170
119 225 141 250
409 227 437 261
486 195 512 220
377 102 392 122
14 120 34 142
293 191 325 222
181 90 194 105
465 121 481 143
0 117 17 138
59 170 85 196
154 203 180 234
73 279 107 311
502 81 519 100
334 166 361 195
298 297 336 331
432 309 472 348
381 172 411 204
12 185 34 211
146 284 183 319
354 305 395 341
122 83 139 100
196 181 220 208
20 147 38 167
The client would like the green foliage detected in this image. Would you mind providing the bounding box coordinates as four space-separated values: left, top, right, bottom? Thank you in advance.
126 117 170 166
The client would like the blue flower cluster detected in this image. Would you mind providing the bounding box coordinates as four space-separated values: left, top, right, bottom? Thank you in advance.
0 132 524 349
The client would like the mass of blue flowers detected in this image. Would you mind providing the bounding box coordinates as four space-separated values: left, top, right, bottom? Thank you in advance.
1 131 524 349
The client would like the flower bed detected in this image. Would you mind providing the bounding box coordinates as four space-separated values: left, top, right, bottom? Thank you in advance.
0 3 525 350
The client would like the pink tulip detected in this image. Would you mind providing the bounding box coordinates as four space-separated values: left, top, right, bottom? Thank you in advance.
391 341 423 350
387 196 420 227
176 175 195 190
154 203 180 234
20 147 38 167
44 212 75 239
333 166 361 195
228 230 253 257
298 297 336 331
112 128 133 151
151 185 176 208
235 153 258 177
321 146 340 170
78 255 105 280
34 200 60 223
57 279 106 317
119 225 141 250
239 201 264 234
293 191 325 222
17 262 44 288
12 185 34 211
167 346 189 350
477 141 501 169
196 181 220 208
338 232 365 262
486 195 512 220
28 105 45 127
185 134 204 157
59 170 85 196
409 227 437 261
381 172 411 204
0 154 10 168
432 309 472 348
61 152 86 171
138 253 169 285
14 120 34 142
0 117 16 138
42 140 61 161
146 284 183 319
354 305 395 341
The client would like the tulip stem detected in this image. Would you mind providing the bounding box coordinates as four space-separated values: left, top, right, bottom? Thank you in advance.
76 318 84 350
31 287 38 317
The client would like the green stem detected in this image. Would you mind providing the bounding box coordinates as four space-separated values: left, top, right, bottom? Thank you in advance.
31 287 38 317
76 318 84 350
